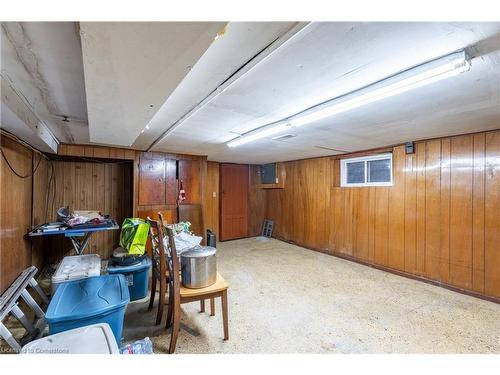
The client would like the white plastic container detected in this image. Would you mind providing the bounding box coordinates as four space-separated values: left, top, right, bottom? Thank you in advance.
21 323 119 354
51 254 101 295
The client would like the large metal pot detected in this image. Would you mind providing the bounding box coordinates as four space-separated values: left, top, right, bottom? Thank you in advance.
180 246 217 289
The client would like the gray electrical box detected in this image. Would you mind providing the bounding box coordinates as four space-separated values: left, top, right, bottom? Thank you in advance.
261 163 277 184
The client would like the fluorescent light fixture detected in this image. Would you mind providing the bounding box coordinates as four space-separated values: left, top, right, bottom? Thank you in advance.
226 50 471 147
227 122 291 147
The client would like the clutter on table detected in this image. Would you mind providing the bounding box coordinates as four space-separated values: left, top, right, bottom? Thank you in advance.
28 206 119 255
21 323 119 354
57 206 109 227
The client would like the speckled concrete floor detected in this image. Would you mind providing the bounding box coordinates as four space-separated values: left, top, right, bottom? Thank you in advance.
122 237 500 354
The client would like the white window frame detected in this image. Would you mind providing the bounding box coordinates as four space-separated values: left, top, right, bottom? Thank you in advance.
340 153 393 187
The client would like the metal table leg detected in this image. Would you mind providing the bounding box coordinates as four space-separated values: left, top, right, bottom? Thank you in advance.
68 232 93 255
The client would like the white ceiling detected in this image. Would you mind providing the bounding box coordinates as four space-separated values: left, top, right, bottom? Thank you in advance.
1 22 87 145
2 22 500 163
80 22 226 146
151 22 500 163
132 22 300 150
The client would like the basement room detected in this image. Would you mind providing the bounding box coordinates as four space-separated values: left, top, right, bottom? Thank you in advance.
1 1 500 371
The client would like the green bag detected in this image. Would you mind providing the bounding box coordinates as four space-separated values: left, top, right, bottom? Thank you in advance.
119 218 150 255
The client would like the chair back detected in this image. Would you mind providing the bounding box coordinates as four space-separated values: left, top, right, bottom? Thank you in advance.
161 219 181 311
146 217 167 281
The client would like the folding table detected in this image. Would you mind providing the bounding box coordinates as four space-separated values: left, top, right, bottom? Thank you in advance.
28 220 119 255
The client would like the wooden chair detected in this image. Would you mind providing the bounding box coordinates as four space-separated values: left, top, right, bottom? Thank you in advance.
146 217 169 325
163 225 229 353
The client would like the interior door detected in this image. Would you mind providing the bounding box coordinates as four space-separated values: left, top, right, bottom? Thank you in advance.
220 164 249 241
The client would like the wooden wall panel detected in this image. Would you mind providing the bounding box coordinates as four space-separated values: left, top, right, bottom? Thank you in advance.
0 136 35 293
204 161 220 238
404 151 417 274
36 160 133 263
439 138 451 283
265 130 500 300
472 133 485 294
179 158 202 204
424 140 441 279
485 131 500 298
249 165 266 237
59 143 135 160
373 187 389 266
449 135 473 290
387 145 405 270
134 152 207 242
415 142 426 276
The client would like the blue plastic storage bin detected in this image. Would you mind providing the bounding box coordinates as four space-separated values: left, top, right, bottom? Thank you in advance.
107 256 151 301
45 274 130 344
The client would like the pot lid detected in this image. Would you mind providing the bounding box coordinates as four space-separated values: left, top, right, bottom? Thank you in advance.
181 246 216 258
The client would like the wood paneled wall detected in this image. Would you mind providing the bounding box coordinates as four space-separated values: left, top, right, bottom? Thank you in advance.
58 143 136 160
204 161 220 238
34 159 133 263
0 136 40 293
264 130 500 300
249 165 267 236
133 152 208 238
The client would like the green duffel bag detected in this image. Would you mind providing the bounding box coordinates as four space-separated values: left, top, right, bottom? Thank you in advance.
119 218 150 255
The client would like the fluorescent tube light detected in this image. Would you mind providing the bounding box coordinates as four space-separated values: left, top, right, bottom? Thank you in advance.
227 122 291 147
226 50 471 147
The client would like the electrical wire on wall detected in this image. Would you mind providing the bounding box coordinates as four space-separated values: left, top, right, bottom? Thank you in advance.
44 161 56 222
0 147 43 178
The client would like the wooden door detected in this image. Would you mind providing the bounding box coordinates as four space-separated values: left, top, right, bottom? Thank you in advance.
220 164 249 241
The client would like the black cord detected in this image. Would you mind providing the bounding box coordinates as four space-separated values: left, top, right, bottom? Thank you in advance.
0 147 42 178
44 160 55 221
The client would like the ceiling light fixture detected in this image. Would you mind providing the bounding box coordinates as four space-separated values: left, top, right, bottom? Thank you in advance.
227 121 291 147
227 50 471 148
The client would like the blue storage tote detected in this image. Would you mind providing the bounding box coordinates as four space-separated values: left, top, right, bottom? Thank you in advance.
107 256 151 301
45 274 130 344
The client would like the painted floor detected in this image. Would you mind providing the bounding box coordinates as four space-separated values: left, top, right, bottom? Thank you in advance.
123 237 500 353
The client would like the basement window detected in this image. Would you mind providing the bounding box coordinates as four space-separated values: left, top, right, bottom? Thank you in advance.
340 153 393 187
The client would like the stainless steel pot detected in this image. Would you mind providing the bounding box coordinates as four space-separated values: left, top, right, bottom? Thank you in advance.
180 246 217 289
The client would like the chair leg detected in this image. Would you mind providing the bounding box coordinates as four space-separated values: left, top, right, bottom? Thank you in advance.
168 301 181 354
148 276 157 311
156 279 166 325
165 287 174 329
221 290 229 340
210 297 215 316
200 299 205 313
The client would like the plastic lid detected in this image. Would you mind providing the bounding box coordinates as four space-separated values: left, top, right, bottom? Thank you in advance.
21 323 119 354
181 246 216 258
108 256 152 273
52 254 101 283
46 274 130 323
